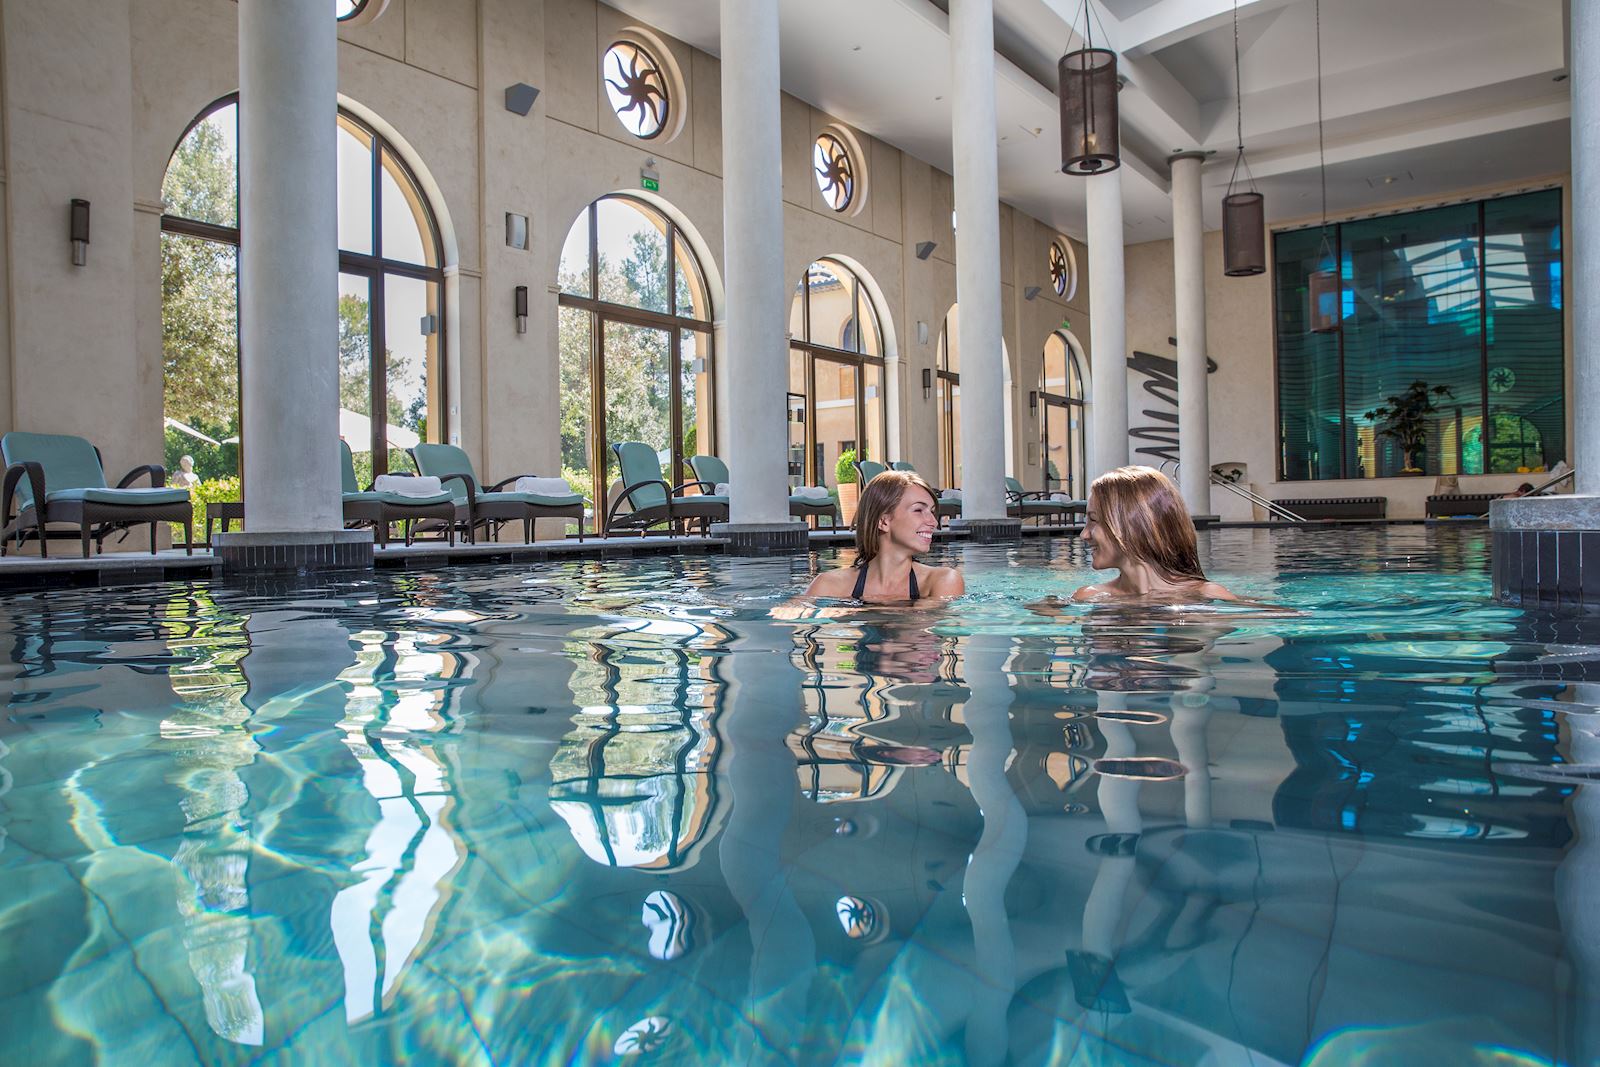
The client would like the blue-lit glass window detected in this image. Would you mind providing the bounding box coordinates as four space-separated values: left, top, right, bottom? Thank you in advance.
1274 189 1564 480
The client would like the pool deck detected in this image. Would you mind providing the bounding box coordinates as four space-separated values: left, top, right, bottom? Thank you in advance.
0 522 1087 589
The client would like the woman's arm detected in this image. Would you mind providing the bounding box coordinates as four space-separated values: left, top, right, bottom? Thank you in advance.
919 565 965 598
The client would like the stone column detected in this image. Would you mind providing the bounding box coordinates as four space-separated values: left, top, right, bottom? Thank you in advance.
712 0 804 553
1577 1 1599 495
948 0 1018 537
224 0 370 571
1170 152 1211 514
1086 171 1128 482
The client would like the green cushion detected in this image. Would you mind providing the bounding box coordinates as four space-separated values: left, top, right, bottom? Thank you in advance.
411 443 481 491
1004 476 1025 494
857 460 887 483
343 490 456 507
681 494 727 507
613 442 669 511
46 487 190 507
688 455 729 485
3 432 109 511
477 490 584 508
892 462 916 472
339 440 361 495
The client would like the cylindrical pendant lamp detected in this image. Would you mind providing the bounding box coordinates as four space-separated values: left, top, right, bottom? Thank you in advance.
1059 47 1120 175
1222 191 1265 276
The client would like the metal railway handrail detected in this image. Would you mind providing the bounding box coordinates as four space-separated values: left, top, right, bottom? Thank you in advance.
1527 467 1576 497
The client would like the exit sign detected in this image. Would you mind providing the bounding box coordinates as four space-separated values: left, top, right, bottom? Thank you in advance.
641 176 660 192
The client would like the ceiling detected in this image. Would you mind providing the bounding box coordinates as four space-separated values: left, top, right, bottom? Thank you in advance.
599 0 1570 243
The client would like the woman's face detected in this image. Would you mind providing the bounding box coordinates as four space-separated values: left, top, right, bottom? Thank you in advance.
878 487 938 554
1080 495 1124 570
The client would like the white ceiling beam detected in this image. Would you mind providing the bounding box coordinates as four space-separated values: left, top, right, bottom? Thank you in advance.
1117 0 1299 58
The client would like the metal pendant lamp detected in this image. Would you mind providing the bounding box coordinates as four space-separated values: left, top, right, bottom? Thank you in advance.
1221 0 1265 276
1307 0 1340 333
1059 0 1120 175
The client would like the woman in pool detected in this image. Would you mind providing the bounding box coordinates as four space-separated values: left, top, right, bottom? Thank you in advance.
1072 465 1237 603
806 470 964 603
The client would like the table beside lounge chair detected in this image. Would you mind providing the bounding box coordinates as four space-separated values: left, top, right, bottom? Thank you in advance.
340 441 457 547
412 443 586 543
608 441 727 536
1 431 193 558
686 454 839 530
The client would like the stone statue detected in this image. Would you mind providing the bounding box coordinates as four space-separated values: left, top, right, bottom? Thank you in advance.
172 454 200 491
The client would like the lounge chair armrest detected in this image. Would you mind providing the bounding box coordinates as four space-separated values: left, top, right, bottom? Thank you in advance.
485 473 545 493
613 478 670 507
432 471 477 506
2 461 43 523
116 463 167 489
671 479 718 496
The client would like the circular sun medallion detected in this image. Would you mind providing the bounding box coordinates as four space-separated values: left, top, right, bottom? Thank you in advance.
1050 241 1071 297
603 41 671 139
813 134 855 212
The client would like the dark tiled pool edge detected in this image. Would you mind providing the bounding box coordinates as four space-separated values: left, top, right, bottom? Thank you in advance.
1491 496 1600 611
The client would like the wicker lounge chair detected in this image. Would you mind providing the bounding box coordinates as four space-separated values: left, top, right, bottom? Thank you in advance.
340 441 457 547
411 443 586 543
0 431 192 557
607 441 726 535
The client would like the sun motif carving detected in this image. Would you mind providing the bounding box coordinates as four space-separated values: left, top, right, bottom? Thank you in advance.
1050 242 1070 296
335 0 368 19
1489 366 1516 393
603 42 670 139
814 134 855 212
614 1016 675 1056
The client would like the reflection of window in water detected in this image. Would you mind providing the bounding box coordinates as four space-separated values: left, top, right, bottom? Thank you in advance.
330 630 466 1023
549 619 728 872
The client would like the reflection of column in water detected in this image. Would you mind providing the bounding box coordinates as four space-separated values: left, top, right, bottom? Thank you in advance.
1557 683 1600 1064
0 738 9 856
1082 715 1142 964
960 633 1026 1067
718 611 814 1056
1170 686 1213 829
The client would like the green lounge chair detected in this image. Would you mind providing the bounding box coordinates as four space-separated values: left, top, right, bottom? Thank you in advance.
877 460 960 525
855 459 888 484
411 443 586 544
608 441 726 536
0 431 192 558
340 441 457 548
1006 475 1084 526
687 455 839 530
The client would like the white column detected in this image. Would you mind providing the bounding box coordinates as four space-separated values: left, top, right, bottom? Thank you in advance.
720 0 790 526
238 0 340 532
949 0 1008 521
1574 2 1599 495
1170 152 1211 513
1087 171 1128 482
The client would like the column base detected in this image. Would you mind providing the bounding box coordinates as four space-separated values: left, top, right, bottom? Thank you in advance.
710 521 810 556
950 517 1024 542
1491 496 1600 609
214 529 374 575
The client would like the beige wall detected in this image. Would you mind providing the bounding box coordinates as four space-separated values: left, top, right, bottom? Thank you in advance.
1124 181 1574 521
0 0 1095 544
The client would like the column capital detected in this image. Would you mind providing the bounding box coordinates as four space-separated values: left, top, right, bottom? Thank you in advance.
1166 150 1210 166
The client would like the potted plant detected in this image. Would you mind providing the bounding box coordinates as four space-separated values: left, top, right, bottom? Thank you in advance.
835 448 861 524
1364 380 1452 474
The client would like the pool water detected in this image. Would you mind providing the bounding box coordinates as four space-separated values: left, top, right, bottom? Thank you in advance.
1 527 1596 1065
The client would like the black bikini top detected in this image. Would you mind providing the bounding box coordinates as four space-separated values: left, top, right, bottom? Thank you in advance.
852 563 920 602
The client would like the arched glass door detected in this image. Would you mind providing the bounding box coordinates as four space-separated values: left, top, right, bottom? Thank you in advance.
1041 332 1087 496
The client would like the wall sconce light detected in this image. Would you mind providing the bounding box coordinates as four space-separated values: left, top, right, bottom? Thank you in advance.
916 321 930 345
419 313 438 336
921 368 933 399
915 241 936 260
1028 389 1039 414
514 285 528 334
70 199 90 267
504 82 540 116
1023 285 1041 301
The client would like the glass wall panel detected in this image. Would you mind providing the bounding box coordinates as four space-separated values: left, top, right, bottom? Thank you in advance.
383 274 438 474
1275 190 1564 480
338 272 375 485
336 117 374 256
559 214 592 298
1483 190 1564 474
814 356 856 489
602 322 672 491
559 306 594 505
681 328 711 461
379 149 434 267
163 104 237 228
864 362 884 467
595 198 669 314
161 233 239 479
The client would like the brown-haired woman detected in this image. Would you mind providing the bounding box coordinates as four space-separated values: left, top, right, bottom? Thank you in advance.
1071 465 1237 602
805 470 964 603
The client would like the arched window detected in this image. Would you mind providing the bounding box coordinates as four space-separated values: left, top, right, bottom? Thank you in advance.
558 195 714 522
160 97 448 492
788 259 885 489
1040 332 1087 496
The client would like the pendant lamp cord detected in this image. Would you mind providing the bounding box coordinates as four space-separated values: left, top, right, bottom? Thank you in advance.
1315 0 1330 255
1227 0 1255 194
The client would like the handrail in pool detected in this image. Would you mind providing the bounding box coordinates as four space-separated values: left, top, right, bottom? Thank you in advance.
1159 459 1307 522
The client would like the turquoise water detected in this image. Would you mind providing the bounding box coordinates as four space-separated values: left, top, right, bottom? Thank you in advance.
0 527 1595 1065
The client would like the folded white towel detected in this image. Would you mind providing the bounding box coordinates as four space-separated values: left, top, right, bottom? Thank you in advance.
514 476 573 496
714 482 731 497
1050 492 1073 503
941 488 962 501
374 474 444 497
793 485 831 500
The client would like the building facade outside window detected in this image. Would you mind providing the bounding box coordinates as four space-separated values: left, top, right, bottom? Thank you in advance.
788 260 885 489
1275 188 1564 480
558 195 715 523
1040 332 1087 497
160 97 447 494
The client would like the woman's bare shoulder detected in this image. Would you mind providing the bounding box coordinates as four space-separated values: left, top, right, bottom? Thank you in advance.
917 563 964 597
1198 580 1239 602
805 568 858 598
1071 583 1113 602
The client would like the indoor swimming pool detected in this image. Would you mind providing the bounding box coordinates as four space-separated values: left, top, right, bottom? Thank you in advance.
0 527 1594 1065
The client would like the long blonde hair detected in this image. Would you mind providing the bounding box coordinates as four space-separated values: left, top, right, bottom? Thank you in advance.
854 470 937 565
1089 466 1206 582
